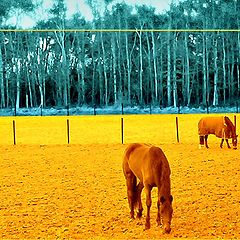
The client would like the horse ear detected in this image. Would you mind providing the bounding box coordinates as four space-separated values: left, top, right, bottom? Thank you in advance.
170 195 173 203
160 196 166 204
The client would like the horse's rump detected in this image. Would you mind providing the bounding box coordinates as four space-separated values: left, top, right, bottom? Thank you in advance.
123 143 170 187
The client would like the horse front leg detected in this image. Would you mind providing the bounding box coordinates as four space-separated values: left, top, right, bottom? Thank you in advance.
136 182 144 218
204 135 209 148
225 139 231 148
220 139 224 148
156 189 161 226
144 184 152 230
199 136 204 149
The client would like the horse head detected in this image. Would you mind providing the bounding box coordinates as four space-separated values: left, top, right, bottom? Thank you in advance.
160 195 173 233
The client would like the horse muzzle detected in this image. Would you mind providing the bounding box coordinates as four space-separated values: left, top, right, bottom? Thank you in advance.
163 226 171 234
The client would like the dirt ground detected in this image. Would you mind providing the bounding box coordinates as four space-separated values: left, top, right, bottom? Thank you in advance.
0 114 240 239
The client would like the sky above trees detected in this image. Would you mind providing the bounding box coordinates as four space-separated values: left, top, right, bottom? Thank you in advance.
5 0 175 28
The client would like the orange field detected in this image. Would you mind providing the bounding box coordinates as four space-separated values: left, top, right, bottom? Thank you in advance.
0 113 240 239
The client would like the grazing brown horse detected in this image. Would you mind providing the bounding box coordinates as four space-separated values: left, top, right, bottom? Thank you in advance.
122 143 173 233
198 116 238 149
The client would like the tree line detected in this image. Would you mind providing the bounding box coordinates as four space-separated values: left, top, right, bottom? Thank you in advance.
0 0 240 110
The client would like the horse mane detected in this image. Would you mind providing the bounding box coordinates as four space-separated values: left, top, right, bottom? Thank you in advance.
149 146 171 196
224 116 236 137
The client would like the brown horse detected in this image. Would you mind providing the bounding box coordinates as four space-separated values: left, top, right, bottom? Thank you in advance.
122 143 173 233
198 116 238 149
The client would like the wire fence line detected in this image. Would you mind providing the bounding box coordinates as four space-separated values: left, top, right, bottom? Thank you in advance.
0 29 240 33
1 115 187 145
3 114 238 145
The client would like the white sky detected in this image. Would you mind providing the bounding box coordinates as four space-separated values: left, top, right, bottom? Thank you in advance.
6 0 174 28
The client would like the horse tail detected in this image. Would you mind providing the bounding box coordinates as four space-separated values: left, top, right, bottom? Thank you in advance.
123 144 141 209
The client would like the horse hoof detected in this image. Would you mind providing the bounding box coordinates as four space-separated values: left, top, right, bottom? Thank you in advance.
137 212 142 218
144 223 150 230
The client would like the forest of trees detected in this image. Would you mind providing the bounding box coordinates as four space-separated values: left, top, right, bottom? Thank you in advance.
0 0 240 110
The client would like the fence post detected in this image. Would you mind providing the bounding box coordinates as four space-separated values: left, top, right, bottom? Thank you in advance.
13 120 16 145
176 117 179 143
121 118 124 144
121 103 124 115
234 115 237 133
67 119 70 144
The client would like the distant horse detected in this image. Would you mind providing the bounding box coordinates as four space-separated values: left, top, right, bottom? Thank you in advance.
198 116 238 149
122 143 173 233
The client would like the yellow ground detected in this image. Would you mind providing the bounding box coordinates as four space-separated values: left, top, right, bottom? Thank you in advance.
0 113 239 239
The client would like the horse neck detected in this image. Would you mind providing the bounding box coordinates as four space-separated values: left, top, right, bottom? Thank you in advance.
160 174 171 197
225 117 236 137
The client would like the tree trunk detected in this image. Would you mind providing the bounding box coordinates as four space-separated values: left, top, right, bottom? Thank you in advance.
137 30 143 105
184 31 190 106
125 32 131 105
222 35 226 106
167 31 171 106
151 31 158 104
111 33 117 104
54 31 68 106
159 35 163 106
81 32 86 104
202 32 207 106
213 36 218 106
0 42 4 108
173 32 178 108
146 32 153 104
100 31 108 106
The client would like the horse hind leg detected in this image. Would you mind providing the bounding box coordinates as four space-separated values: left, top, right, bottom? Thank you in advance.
126 173 137 219
156 190 161 226
136 182 144 218
144 184 152 230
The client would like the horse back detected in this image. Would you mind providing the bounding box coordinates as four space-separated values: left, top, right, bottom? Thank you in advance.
198 116 225 138
123 143 170 186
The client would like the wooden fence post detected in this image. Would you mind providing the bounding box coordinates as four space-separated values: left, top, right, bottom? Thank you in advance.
13 120 16 145
234 115 237 133
121 118 124 144
67 119 70 144
176 117 179 143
